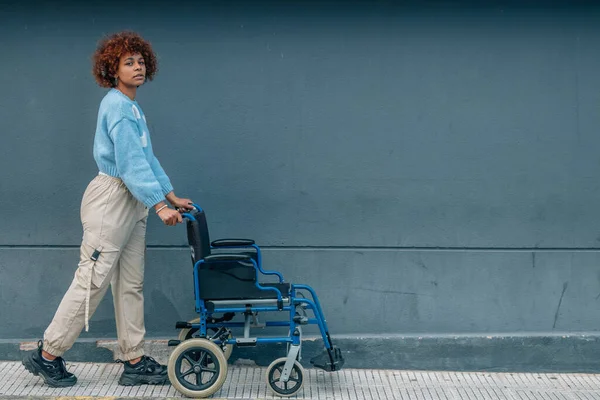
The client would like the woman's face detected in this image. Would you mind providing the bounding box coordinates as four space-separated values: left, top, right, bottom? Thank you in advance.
115 52 146 87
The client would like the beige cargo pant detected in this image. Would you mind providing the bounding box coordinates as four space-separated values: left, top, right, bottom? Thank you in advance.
43 174 150 361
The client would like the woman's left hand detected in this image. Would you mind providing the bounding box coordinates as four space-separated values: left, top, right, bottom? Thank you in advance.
170 196 195 212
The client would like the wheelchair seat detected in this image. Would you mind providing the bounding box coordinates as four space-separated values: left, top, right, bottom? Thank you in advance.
186 208 288 301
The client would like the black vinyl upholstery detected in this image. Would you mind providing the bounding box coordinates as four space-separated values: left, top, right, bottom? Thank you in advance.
186 209 289 300
211 238 255 247
186 210 211 265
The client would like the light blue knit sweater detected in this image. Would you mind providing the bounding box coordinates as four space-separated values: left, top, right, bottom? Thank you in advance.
93 89 173 208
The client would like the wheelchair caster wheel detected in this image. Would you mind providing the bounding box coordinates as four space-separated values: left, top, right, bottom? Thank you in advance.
178 317 233 360
265 357 304 397
168 339 228 398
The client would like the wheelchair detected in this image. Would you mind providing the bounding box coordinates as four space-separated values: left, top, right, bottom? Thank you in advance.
166 204 345 398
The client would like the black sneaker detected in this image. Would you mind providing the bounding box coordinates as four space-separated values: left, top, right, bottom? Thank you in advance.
117 355 169 386
22 341 77 388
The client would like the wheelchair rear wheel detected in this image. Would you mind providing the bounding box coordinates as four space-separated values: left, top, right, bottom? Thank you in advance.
266 357 304 397
178 317 233 360
167 338 228 398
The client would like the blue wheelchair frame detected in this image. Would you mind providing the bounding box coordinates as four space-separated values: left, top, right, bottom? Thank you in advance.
180 204 342 372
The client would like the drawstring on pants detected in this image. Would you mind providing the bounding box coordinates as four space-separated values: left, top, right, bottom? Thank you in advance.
85 245 103 332
85 271 92 332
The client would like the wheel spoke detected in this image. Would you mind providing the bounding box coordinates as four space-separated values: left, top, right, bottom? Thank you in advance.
180 368 195 378
201 367 217 374
199 352 208 365
195 372 203 384
284 381 289 390
183 354 196 366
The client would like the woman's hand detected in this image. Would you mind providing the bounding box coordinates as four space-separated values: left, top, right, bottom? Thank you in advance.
167 194 194 212
154 201 182 226
157 207 183 226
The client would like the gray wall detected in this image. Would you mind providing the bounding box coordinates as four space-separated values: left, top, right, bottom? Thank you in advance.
1 0 600 368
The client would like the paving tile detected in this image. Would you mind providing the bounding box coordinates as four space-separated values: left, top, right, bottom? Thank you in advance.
2 362 600 399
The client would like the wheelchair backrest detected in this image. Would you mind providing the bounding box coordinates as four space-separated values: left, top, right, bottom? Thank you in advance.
186 209 211 265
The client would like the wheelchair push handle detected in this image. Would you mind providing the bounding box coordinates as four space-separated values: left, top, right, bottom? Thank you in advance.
181 203 203 221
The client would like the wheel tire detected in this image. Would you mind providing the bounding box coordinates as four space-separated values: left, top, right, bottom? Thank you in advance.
178 318 233 360
266 357 304 397
167 338 228 398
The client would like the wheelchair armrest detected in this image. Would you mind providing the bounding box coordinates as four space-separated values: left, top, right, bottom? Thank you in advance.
211 238 256 247
203 254 252 262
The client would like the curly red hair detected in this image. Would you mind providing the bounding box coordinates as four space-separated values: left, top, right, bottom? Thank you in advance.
92 31 158 88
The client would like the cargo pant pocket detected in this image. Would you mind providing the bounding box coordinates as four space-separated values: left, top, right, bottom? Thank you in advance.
78 230 121 289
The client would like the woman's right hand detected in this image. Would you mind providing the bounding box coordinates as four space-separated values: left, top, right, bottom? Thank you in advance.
157 207 183 226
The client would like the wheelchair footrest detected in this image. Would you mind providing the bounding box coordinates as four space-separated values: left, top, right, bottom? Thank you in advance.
310 346 345 372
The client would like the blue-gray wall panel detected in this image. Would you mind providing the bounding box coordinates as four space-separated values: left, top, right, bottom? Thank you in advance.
2 247 599 339
2 0 600 370
0 2 599 248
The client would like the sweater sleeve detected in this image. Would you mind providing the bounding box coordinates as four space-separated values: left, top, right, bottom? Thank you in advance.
109 118 166 208
150 156 174 195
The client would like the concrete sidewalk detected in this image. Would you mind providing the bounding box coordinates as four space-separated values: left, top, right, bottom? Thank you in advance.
2 361 600 400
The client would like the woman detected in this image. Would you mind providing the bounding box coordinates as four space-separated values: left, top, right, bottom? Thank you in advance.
22 31 192 387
